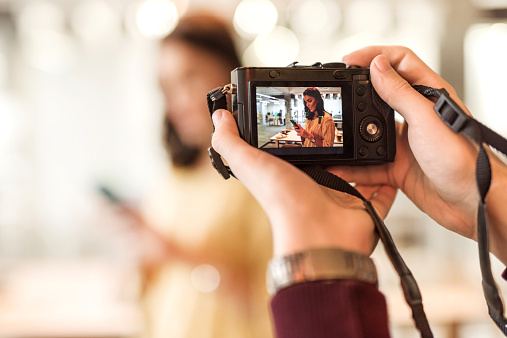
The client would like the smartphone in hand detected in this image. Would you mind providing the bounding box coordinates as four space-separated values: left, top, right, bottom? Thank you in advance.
97 184 123 204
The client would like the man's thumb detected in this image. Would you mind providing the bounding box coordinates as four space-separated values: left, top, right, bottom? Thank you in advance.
370 55 436 126
211 109 250 165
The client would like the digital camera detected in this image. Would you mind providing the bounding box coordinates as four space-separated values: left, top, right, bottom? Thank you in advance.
228 62 395 166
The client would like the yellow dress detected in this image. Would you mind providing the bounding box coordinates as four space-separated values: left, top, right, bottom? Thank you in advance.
140 163 273 338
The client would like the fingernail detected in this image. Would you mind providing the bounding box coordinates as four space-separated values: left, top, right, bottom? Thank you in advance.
212 110 223 127
374 55 392 73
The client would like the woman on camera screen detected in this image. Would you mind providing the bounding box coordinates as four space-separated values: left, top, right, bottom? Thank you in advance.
294 87 335 147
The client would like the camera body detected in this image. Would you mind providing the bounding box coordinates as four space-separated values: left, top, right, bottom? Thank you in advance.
230 62 396 165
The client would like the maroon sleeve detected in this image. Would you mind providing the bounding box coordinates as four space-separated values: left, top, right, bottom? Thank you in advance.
502 268 507 281
270 279 390 338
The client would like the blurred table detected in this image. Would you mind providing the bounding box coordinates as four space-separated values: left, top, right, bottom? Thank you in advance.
269 130 301 148
0 260 142 338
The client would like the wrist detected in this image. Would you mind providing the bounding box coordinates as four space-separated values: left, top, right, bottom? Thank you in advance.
270 217 377 258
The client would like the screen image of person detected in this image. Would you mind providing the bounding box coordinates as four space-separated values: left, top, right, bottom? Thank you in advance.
293 87 335 147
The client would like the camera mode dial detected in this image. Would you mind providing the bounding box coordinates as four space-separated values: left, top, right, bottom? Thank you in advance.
359 116 383 143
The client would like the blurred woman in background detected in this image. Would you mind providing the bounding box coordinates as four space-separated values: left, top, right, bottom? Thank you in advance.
138 13 273 338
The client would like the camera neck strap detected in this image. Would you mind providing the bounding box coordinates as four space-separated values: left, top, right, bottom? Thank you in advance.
207 84 507 337
413 85 507 336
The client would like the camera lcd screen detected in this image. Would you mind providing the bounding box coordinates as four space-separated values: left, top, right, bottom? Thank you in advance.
254 85 352 160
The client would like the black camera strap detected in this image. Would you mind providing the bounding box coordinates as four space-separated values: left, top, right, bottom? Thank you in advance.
208 86 235 179
413 85 507 336
207 84 507 337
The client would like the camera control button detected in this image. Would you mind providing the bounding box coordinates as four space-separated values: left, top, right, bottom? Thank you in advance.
357 102 367 112
333 71 347 79
359 146 369 157
269 70 280 78
359 116 383 142
356 86 366 97
376 146 386 156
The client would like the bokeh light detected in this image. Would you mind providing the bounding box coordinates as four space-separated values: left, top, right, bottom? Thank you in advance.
253 26 299 66
233 0 278 37
465 22 507 133
345 0 392 35
288 0 340 36
190 265 221 293
15 1 66 35
71 0 122 44
136 0 179 38
20 30 76 73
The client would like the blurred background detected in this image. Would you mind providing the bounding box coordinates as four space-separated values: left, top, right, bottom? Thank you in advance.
0 0 506 337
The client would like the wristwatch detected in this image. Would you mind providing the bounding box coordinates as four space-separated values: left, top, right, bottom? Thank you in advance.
267 248 378 295
310 136 316 143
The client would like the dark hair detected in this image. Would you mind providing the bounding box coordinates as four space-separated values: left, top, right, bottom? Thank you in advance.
303 87 325 120
162 13 241 75
162 117 201 168
160 13 241 168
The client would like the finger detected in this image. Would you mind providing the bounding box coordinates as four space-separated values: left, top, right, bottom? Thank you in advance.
344 46 470 115
343 46 447 88
211 109 317 216
367 185 398 219
355 185 383 200
370 57 479 190
370 55 451 130
212 109 279 186
370 185 397 219
370 55 477 167
211 109 248 160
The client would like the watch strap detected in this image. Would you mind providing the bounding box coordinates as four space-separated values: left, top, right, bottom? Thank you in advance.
267 247 378 295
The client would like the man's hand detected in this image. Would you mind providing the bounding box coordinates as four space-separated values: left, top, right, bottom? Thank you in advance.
330 46 507 264
211 109 396 257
